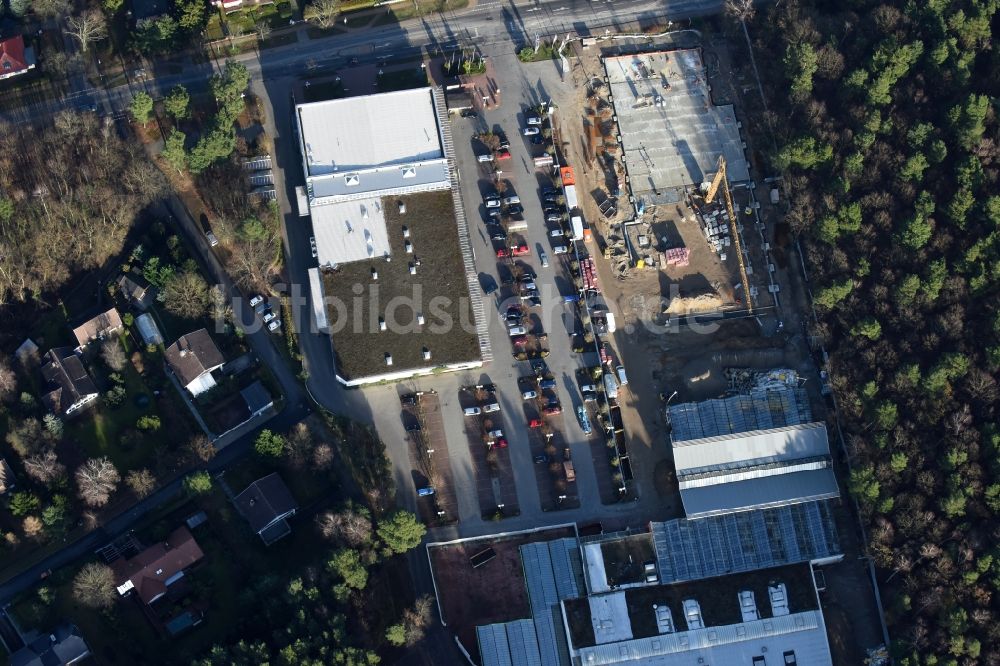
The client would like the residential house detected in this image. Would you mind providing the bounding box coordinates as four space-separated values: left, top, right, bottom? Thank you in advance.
40 348 98 416
9 623 90 666
164 329 225 397
72 307 124 351
135 313 164 346
234 473 299 545
117 273 154 310
240 380 273 419
0 36 36 81
112 526 205 605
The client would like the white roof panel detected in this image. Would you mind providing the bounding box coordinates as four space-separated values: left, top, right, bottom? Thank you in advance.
673 423 830 474
588 592 633 645
296 87 443 176
310 197 390 267
680 469 841 519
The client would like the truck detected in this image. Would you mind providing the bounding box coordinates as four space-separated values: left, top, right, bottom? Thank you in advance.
577 405 592 434
603 372 619 400
295 186 310 217
571 215 584 241
507 215 528 232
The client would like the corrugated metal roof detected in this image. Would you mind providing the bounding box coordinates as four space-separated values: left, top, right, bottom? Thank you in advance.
309 159 450 203
478 624 514 666
680 468 841 519
505 620 542 666
574 610 833 665
673 423 830 474
297 88 443 176
652 501 841 584
668 386 812 442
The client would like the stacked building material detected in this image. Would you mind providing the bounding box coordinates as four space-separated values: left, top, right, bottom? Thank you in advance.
664 247 690 267
581 257 600 293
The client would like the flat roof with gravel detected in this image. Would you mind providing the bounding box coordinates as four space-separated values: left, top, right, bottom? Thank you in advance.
604 49 749 204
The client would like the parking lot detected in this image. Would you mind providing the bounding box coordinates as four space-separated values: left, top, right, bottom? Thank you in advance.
400 391 459 525
458 383 520 519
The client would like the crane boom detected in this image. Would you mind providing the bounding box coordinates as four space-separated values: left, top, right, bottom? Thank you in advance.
704 156 753 313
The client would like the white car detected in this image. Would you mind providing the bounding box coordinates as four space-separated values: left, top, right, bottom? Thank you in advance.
523 126 540 136
488 429 504 438
477 153 493 163
267 319 282 331
482 402 501 413
553 245 568 255
310 236 318 258
464 406 482 416
485 197 501 209
540 250 549 267
549 228 565 237
526 116 542 125
502 195 521 205
508 326 527 336
522 390 537 400
262 311 276 323
249 295 264 307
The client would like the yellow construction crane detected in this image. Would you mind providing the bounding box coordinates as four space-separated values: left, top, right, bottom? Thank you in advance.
704 156 753 313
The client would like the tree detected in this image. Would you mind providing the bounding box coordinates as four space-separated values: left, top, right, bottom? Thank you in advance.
41 495 69 531
134 15 178 53
316 505 373 547
254 429 285 457
9 492 40 517
129 92 154 125
126 469 156 498
176 0 206 31
102 0 124 13
723 0 754 21
65 9 108 53
75 457 121 507
385 624 406 646
187 126 237 173
42 414 63 439
6 418 53 458
187 434 217 463
377 510 426 555
813 279 853 309
305 0 341 28
163 86 190 120
0 357 16 402
32 0 69 18
9 0 29 17
784 41 818 100
327 548 368 590
183 471 212 495
101 339 128 372
72 563 115 609
136 415 161 432
255 19 272 41
22 516 44 539
23 450 66 486
162 270 210 319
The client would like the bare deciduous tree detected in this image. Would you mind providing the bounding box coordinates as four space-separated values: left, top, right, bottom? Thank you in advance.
313 443 334 470
186 434 217 463
0 357 16 402
65 10 108 53
724 0 755 22
23 450 66 486
22 516 44 539
101 339 127 372
125 469 156 499
75 457 121 507
400 594 435 646
316 506 373 547
162 271 210 320
304 0 341 29
72 562 115 608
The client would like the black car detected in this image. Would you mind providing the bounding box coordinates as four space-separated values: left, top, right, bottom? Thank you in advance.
527 296 542 307
496 131 510 149
400 394 418 406
544 206 564 215
491 230 508 241
541 187 557 196
405 423 421 432
480 273 498 295
461 108 479 118
534 454 549 464
543 194 560 203
507 204 524 215
481 383 497 393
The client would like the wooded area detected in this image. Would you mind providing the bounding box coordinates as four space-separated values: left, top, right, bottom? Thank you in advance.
0 112 163 306
753 0 1000 662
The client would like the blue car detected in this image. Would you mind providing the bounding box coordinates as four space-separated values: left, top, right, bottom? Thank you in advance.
417 487 435 497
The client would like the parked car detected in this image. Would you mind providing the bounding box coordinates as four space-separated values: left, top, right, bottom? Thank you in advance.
520 281 537 292
520 289 539 301
539 378 557 390
508 325 527 336
506 204 524 215
461 108 479 118
483 402 500 413
543 405 563 415
549 228 565 238
262 311 277 323
485 196 501 208
506 305 523 318
464 406 482 416
522 389 538 400
400 394 418 406
267 319 282 331
533 454 549 464
553 245 569 255
481 276 498 295
477 153 493 163
541 187 557 196
523 126 540 136
490 229 508 241
496 248 510 259
528 418 543 428
405 423 421 432
546 214 563 223
512 335 528 347
496 131 510 148
496 149 511 160
417 487 435 497
310 236 318 258
505 311 523 324
540 250 549 267
526 115 542 125
527 296 542 307
543 194 560 203
511 244 530 256
580 384 596 393
503 195 521 205
582 391 597 402
616 365 629 385
493 437 508 448
488 429 504 438
250 295 264 307
544 205 564 215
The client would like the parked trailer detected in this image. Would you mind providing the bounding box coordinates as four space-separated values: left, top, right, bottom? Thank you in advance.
295 186 310 217
571 215 584 241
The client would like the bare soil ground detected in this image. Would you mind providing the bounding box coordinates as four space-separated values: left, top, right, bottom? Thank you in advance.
402 392 459 525
429 526 575 654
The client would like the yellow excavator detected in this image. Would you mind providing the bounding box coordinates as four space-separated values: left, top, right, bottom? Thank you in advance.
704 156 753 314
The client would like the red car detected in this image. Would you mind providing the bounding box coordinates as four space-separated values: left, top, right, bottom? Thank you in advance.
496 248 510 259
495 437 508 448
496 149 512 160
528 418 543 428
511 244 530 256
512 335 528 347
544 405 563 416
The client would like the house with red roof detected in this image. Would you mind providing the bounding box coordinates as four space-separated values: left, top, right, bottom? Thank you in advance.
0 35 36 81
112 527 205 605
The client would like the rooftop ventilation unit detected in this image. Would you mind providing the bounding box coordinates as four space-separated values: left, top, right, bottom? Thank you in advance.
401 166 416 179
384 353 392 366
345 174 360 186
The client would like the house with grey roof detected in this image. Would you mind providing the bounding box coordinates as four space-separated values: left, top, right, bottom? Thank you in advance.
234 473 298 545
40 348 98 416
